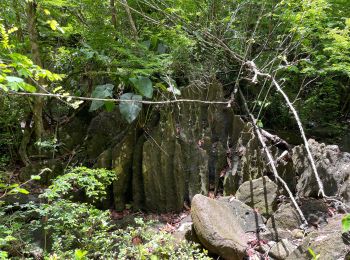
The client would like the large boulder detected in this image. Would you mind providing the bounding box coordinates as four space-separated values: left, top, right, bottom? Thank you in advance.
191 194 248 260
286 214 350 259
218 196 265 232
293 139 350 197
224 121 296 196
298 198 329 227
235 176 278 216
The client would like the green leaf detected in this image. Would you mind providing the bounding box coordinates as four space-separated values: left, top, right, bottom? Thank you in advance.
89 84 114 112
5 76 35 92
31 175 41 181
104 101 115 112
342 214 350 233
10 187 30 195
20 82 36 92
119 93 142 123
129 76 153 98
0 84 8 91
308 248 320 260
74 249 88 260
47 20 59 31
150 255 159 260
6 76 23 83
257 120 264 128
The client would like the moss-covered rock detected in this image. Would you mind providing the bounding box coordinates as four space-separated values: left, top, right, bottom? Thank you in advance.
85 110 128 159
19 159 64 184
112 130 136 211
141 82 232 212
142 116 186 212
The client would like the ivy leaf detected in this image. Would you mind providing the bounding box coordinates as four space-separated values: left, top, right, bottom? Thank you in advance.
157 43 168 54
342 214 350 233
119 93 142 123
129 76 153 98
89 84 114 112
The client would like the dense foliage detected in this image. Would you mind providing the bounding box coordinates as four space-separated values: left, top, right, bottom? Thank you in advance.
0 167 209 259
0 0 349 258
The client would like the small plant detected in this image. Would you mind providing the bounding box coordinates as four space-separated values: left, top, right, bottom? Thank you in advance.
308 247 320 260
342 214 350 233
41 166 116 201
0 166 209 259
114 217 210 260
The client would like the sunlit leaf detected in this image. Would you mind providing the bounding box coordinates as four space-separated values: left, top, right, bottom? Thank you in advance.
47 20 59 31
10 187 30 195
6 76 23 83
74 249 88 260
342 214 350 233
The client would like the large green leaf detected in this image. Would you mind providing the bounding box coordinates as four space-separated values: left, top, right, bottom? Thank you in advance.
119 93 142 123
129 76 153 98
89 84 114 112
5 76 36 92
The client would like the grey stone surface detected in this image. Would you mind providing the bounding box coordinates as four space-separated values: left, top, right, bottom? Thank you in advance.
235 176 278 216
191 194 248 260
293 139 350 198
266 203 302 233
269 239 297 260
218 196 266 232
286 215 350 260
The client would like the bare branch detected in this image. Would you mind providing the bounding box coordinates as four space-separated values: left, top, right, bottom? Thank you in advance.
270 77 325 197
239 89 308 227
5 91 230 105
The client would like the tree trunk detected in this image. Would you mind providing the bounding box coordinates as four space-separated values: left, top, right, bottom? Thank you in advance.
110 0 117 30
18 114 33 166
122 0 138 39
13 0 24 42
27 1 45 142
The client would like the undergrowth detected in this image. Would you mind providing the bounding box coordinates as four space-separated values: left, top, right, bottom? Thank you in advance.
0 167 209 259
